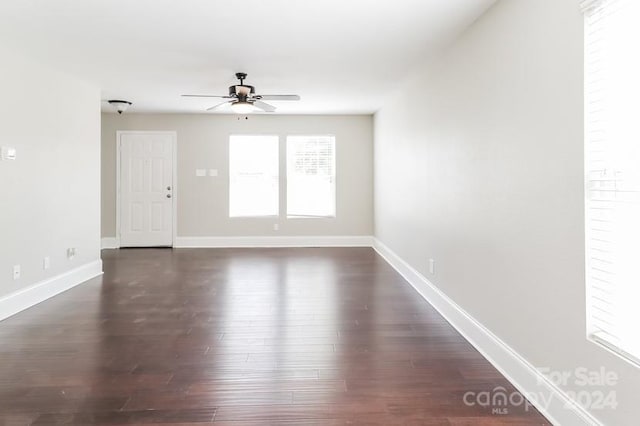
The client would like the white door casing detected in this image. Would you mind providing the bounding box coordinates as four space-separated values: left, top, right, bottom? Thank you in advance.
117 131 176 247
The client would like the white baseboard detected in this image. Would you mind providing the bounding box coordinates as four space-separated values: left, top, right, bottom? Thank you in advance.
102 235 373 249
372 238 601 426
101 237 119 249
174 235 374 248
0 260 103 322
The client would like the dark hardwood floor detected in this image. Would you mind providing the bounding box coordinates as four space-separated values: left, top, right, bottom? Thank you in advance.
0 248 549 425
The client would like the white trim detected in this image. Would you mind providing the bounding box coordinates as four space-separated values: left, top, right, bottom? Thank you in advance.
116 131 178 248
0 260 103 322
175 235 373 248
372 238 602 426
101 237 120 249
590 332 640 369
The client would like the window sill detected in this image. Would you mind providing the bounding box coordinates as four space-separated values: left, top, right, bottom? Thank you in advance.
589 332 640 369
229 215 280 219
287 215 336 219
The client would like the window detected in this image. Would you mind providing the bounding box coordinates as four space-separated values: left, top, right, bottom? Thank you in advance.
286 135 336 218
229 135 279 217
583 0 640 365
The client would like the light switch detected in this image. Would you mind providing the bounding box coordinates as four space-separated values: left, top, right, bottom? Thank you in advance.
195 169 206 177
1 146 16 161
209 169 218 177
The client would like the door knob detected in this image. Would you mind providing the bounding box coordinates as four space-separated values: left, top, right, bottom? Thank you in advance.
166 194 172 198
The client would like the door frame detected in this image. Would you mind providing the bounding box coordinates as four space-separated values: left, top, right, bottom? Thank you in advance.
115 130 178 248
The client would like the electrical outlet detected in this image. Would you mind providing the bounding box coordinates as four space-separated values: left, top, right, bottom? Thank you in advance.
273 224 279 231
429 258 435 274
13 265 21 280
67 248 76 259
43 256 50 270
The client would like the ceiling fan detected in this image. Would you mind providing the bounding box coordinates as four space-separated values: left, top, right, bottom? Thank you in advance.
182 73 300 113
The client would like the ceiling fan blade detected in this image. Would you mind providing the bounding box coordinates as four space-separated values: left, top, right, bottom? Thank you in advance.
206 101 232 111
253 100 277 112
257 95 300 101
182 94 233 98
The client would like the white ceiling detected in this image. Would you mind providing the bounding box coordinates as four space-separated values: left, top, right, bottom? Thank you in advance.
0 0 495 114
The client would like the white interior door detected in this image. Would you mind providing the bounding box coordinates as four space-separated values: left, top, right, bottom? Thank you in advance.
119 132 175 247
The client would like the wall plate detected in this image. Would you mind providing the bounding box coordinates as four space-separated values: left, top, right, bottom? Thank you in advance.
1 146 17 161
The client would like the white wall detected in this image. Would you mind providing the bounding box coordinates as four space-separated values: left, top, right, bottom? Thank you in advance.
101 113 373 241
374 0 639 425
0 47 101 302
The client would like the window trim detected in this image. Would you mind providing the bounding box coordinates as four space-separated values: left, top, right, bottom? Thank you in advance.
228 134 280 218
582 0 640 368
285 134 337 219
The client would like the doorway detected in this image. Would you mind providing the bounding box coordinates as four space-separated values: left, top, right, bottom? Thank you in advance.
117 131 176 247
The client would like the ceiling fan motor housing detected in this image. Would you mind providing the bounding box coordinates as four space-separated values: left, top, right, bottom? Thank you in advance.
228 84 255 100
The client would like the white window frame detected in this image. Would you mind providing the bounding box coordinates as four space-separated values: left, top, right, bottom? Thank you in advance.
583 0 640 367
286 135 336 219
228 134 280 218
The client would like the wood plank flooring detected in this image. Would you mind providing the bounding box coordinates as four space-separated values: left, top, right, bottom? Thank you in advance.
0 248 550 425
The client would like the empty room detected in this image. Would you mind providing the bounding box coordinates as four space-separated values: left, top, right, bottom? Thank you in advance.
0 0 638 425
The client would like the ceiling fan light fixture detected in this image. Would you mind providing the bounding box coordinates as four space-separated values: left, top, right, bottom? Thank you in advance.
230 101 256 114
182 73 300 113
108 100 132 114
